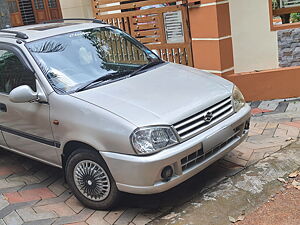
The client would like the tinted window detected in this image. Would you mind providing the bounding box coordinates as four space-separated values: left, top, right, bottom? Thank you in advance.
0 49 36 94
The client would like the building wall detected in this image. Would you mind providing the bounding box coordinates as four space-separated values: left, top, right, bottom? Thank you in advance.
278 28 300 67
229 0 279 73
60 0 93 19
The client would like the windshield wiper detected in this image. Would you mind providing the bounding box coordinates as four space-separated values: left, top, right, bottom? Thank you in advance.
128 60 163 78
75 60 163 92
75 71 130 92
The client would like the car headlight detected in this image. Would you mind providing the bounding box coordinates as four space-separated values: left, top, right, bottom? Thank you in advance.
131 126 179 155
232 85 245 112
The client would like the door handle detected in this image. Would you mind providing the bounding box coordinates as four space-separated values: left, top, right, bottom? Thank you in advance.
0 103 7 112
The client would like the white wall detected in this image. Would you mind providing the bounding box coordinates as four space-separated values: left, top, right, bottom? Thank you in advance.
60 0 93 19
229 0 279 73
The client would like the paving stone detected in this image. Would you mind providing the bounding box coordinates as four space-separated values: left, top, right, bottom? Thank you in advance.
224 152 248 167
265 122 279 129
104 210 125 224
17 207 57 222
262 128 277 136
254 122 268 129
3 211 23 225
6 175 40 185
48 178 67 196
242 140 281 150
19 175 60 192
0 195 9 211
35 190 72 206
258 100 280 111
254 146 281 155
250 101 261 108
22 218 56 225
33 170 50 182
65 196 84 213
0 168 13 177
0 200 38 219
52 208 94 225
251 108 272 115
246 151 266 166
286 101 300 112
4 188 56 203
233 146 254 161
86 211 109 225
286 126 300 138
132 214 153 225
0 179 25 190
284 121 300 128
66 222 88 225
115 208 143 225
274 128 288 137
34 202 75 217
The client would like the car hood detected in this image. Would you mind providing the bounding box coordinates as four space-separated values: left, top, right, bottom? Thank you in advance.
71 63 234 127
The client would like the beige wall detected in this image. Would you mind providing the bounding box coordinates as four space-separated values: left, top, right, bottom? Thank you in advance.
229 0 279 73
60 0 93 19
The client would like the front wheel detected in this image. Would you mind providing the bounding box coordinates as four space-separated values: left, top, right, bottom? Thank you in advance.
65 149 120 210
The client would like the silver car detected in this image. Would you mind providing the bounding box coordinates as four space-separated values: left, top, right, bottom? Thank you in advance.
0 20 251 209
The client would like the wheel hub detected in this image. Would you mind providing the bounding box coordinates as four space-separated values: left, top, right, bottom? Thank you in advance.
73 160 111 201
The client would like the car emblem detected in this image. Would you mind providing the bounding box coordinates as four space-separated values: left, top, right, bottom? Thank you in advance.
204 112 213 123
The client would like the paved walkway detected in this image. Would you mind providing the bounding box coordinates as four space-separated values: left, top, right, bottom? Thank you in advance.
1 98 300 225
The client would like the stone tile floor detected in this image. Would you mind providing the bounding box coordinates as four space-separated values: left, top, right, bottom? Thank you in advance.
1 98 300 225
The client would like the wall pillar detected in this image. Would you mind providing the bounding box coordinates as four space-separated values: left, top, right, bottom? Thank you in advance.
188 0 234 76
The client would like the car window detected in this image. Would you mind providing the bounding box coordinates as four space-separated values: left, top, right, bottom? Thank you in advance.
26 26 160 93
0 49 36 94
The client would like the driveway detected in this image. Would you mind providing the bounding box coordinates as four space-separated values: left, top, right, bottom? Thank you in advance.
0 98 300 225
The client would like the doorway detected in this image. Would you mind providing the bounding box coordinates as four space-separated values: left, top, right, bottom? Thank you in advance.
7 0 62 27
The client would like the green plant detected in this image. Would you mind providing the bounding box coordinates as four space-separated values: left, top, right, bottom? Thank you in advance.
291 13 300 23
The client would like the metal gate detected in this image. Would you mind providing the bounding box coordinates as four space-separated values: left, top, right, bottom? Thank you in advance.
92 0 193 66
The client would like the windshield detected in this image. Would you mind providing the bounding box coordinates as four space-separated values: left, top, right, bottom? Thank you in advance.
26 26 160 93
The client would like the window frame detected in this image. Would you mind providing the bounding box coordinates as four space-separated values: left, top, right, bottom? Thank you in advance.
0 43 37 95
269 0 300 31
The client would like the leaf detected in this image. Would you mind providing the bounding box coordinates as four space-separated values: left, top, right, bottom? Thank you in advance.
292 180 300 188
289 171 299 178
162 212 178 220
277 177 287 183
229 216 237 223
285 137 294 141
237 215 245 221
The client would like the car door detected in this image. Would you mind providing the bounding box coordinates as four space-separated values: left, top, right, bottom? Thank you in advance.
0 44 59 165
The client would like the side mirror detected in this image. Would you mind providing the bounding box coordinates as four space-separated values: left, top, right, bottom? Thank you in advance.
9 85 38 103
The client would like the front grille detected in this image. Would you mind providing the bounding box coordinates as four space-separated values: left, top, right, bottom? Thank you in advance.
173 97 233 140
181 132 239 171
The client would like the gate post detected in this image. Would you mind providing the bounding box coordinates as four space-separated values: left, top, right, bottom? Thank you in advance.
188 0 234 76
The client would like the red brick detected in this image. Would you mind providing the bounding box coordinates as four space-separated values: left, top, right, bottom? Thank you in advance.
284 121 300 128
0 165 25 176
251 108 272 115
0 167 13 176
4 187 56 203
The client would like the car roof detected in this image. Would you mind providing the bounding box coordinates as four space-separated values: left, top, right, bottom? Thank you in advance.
0 22 110 42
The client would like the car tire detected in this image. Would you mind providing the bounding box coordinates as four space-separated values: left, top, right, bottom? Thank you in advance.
65 148 120 210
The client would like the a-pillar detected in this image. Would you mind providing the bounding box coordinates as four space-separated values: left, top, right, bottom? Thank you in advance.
188 0 234 77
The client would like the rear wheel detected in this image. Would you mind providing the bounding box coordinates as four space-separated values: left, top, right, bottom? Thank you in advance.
65 149 120 210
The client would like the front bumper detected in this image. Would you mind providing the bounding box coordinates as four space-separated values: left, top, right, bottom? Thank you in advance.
101 104 251 194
